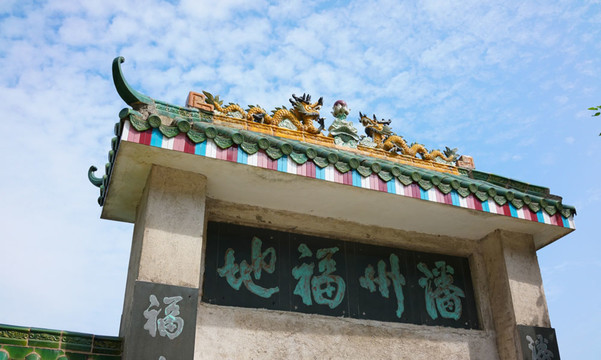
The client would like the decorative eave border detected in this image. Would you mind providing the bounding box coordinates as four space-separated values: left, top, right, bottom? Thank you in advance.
88 57 575 228
89 117 574 229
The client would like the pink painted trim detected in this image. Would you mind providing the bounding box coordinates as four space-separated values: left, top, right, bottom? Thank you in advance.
128 126 140 143
227 146 237 162
343 171 352 185
442 191 450 203
466 195 476 209
258 151 267 169
408 184 420 199
184 136 195 154
378 176 387 192
525 207 537 222
173 134 185 152
368 174 376 190
551 213 562 226
140 129 152 145
299 162 307 177
216 146 226 160
121 122 574 229
268 156 277 171
334 170 342 184
473 196 483 211
307 162 316 178
434 189 443 203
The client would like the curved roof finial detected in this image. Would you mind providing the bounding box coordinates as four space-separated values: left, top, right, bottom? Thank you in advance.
87 165 103 187
112 56 152 106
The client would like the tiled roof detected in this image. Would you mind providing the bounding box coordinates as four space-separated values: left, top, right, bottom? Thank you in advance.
89 57 576 227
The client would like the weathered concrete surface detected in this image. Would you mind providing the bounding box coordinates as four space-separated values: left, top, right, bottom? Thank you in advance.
481 232 518 360
194 303 498 360
129 165 207 288
481 230 550 360
104 141 572 249
206 199 480 257
110 143 561 359
502 232 550 328
193 200 500 360
115 172 554 360
119 165 207 357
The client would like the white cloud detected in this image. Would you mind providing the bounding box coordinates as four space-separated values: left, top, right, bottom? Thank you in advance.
58 17 100 45
555 95 569 105
1 3 601 357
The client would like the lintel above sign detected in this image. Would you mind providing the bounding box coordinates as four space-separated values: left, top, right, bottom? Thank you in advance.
202 222 480 329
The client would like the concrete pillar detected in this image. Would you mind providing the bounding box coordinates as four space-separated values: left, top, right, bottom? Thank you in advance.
481 230 550 360
120 165 207 359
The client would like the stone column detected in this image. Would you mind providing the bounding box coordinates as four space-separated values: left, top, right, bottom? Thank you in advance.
120 165 207 360
481 230 550 360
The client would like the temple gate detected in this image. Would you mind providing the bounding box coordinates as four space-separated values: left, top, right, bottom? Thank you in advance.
87 57 573 360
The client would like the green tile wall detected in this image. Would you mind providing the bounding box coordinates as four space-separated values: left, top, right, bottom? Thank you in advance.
0 325 122 360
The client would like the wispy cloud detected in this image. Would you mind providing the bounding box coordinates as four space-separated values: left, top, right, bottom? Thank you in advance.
1 3 601 356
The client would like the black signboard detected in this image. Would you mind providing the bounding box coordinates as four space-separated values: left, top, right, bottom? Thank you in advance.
127 281 198 359
202 222 480 329
517 325 561 360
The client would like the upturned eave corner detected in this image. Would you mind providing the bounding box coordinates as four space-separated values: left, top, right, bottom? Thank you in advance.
90 56 575 233
112 56 153 106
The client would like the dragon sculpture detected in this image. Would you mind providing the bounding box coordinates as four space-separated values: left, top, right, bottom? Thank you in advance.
359 112 459 163
202 91 325 134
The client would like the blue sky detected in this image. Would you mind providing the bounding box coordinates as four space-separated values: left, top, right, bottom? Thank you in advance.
0 0 600 358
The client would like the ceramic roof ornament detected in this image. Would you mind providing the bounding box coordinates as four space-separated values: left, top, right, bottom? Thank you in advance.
203 91 325 134
328 100 360 148
358 112 458 165
88 57 576 224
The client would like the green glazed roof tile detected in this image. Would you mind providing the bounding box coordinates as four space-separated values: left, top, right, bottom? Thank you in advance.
89 56 576 220
0 324 122 359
